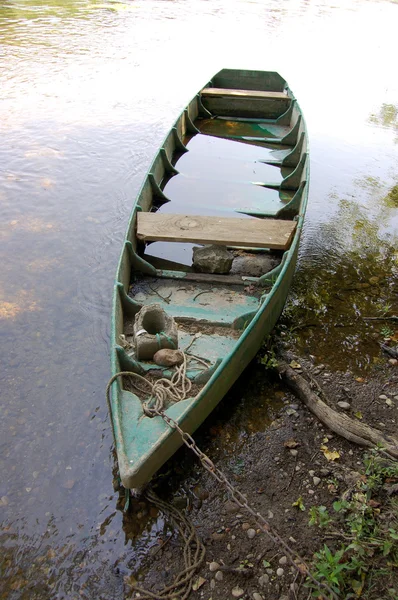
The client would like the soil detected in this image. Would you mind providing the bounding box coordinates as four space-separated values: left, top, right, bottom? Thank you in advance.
118 341 398 600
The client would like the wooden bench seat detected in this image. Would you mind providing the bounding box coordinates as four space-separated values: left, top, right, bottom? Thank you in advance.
136 213 296 250
201 87 289 101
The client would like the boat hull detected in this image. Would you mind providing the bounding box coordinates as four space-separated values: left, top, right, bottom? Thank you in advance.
109 69 309 489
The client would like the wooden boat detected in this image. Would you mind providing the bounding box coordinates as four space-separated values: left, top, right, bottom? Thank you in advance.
110 69 309 490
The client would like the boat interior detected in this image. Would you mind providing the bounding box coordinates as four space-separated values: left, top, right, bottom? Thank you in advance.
114 68 308 398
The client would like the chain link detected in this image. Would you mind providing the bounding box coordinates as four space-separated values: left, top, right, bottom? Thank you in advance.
152 406 338 599
107 370 337 599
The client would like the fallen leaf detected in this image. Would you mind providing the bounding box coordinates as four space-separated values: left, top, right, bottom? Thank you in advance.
284 439 299 449
355 411 363 420
289 360 301 369
192 576 206 591
355 377 365 383
321 445 340 461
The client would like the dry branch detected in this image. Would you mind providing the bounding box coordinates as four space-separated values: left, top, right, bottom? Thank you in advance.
276 362 398 459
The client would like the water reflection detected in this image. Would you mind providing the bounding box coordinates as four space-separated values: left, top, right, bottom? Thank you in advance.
1 0 398 597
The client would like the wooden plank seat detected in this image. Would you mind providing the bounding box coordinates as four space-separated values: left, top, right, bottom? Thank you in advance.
201 87 289 101
136 212 296 250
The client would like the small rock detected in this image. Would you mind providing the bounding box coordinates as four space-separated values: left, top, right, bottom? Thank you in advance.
288 536 296 543
265 568 273 575
232 586 244 598
209 561 220 572
1 496 9 506
313 477 321 486
242 522 251 531
211 532 225 541
309 470 315 477
210 579 216 590
337 401 351 410
62 480 75 490
279 556 287 565
388 359 398 366
153 349 184 367
286 408 298 416
276 567 284 576
379 394 388 400
290 449 298 457
258 574 269 586
215 570 223 581
253 593 263 600
193 244 233 274
267 510 274 519
225 500 239 514
247 528 256 539
386 398 394 407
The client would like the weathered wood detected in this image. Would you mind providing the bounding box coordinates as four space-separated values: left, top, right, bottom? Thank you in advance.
137 213 296 250
277 362 398 459
201 88 288 101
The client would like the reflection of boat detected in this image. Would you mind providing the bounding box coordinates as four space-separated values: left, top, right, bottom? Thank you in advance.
109 69 309 490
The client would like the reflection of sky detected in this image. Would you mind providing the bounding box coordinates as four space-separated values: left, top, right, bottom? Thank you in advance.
0 0 397 595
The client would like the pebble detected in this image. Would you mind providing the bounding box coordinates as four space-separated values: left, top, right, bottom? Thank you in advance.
211 532 225 541
290 449 298 457
210 579 216 590
286 408 298 416
258 574 269 586
225 500 239 513
379 394 388 400
153 349 184 367
232 586 244 597
337 401 351 410
242 522 251 530
313 476 321 486
289 536 297 543
253 594 263 600
209 562 220 572
309 470 315 477
279 556 287 565
386 398 394 407
215 570 223 581
1 496 9 506
247 528 256 539
267 510 274 519
276 567 284 576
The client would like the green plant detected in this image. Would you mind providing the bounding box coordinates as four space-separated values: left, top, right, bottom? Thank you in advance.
307 448 398 598
311 545 358 597
309 505 332 528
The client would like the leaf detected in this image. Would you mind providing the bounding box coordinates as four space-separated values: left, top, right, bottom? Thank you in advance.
289 360 301 369
321 445 340 461
284 439 299 448
292 496 306 511
355 411 363 420
262 559 271 568
192 577 206 591
355 377 365 383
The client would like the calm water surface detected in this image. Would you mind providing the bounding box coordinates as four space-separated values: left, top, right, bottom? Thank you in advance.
1 0 397 597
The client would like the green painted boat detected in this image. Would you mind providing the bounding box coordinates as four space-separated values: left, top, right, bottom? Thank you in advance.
110 69 309 490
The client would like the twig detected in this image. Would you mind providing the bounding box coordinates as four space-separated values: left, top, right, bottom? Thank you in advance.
363 315 398 321
193 290 212 302
285 454 299 491
148 285 172 304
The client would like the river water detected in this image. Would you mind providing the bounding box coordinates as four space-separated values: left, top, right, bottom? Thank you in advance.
1 0 397 598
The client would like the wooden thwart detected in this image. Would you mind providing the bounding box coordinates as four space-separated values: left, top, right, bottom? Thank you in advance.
201 87 289 101
137 213 296 250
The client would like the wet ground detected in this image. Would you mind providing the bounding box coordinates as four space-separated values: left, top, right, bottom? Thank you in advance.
1 0 398 598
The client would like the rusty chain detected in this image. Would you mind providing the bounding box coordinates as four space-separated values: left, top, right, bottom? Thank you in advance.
107 370 338 599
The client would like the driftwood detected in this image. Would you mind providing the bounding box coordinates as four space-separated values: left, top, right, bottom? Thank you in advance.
276 362 398 459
